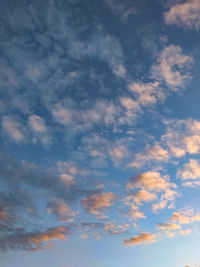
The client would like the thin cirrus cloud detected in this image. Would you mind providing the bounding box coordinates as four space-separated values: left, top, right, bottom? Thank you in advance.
164 0 200 30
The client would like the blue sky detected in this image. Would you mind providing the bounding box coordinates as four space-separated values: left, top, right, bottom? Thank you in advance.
0 0 200 266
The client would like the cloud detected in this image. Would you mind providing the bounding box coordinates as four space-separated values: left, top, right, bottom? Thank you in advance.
28 114 52 145
109 145 126 161
1 115 26 143
127 204 146 220
0 226 69 251
123 232 157 246
127 171 174 192
170 209 200 224
82 192 116 217
51 104 73 126
119 97 140 119
151 45 193 89
127 171 177 212
112 64 127 78
103 0 139 21
129 144 169 168
133 190 157 205
157 222 181 231
179 228 192 236
152 188 178 212
177 159 200 180
104 222 129 235
128 81 162 106
47 198 76 223
162 119 200 159
60 173 76 186
164 0 200 29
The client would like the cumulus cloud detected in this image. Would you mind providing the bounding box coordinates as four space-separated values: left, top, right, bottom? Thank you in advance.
127 171 174 192
127 171 177 212
162 119 200 159
177 159 200 180
133 190 157 205
128 81 162 106
170 209 200 224
123 232 157 246
151 45 193 89
164 0 200 29
0 226 69 251
129 144 169 168
82 192 116 217
1 115 26 143
47 198 76 223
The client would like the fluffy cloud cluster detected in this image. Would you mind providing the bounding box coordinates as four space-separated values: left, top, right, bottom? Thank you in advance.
129 143 169 168
0 226 69 251
126 171 177 216
82 192 117 217
162 119 200 156
164 0 200 29
170 209 200 224
151 45 193 89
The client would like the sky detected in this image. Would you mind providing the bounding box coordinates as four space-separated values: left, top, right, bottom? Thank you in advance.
0 0 200 266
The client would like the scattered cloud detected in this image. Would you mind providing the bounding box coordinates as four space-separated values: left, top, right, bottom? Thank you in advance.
164 0 200 29
82 192 117 217
0 226 69 251
128 81 162 106
123 232 157 246
1 115 26 143
151 45 193 89
129 143 169 168
127 171 177 212
177 159 200 180
47 198 76 223
170 209 200 224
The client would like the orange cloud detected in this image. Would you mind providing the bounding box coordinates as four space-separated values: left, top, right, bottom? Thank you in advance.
47 198 76 223
133 190 157 205
157 222 181 231
127 171 174 192
170 209 200 224
30 226 67 245
82 192 116 217
123 232 157 246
